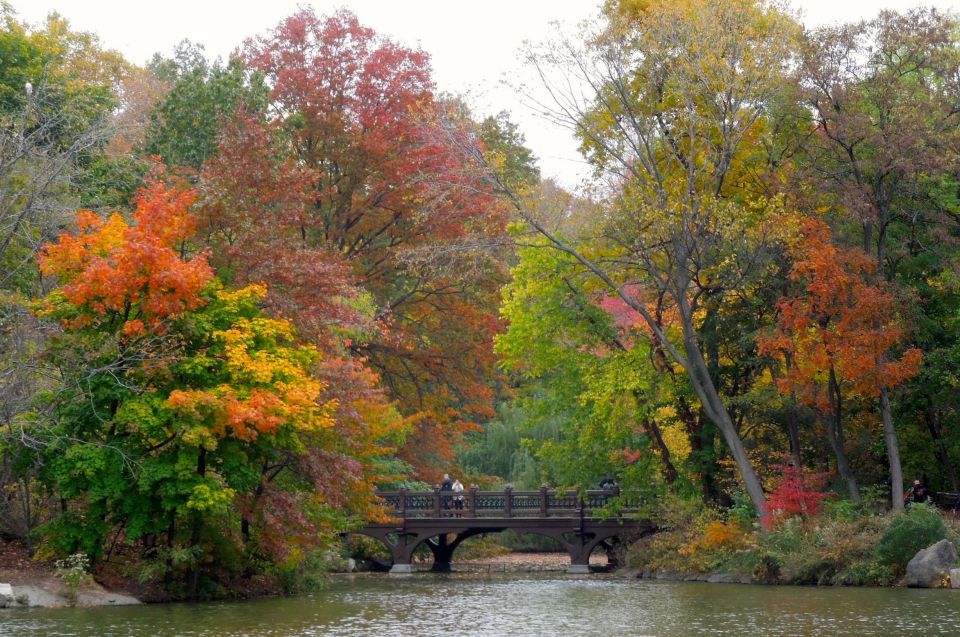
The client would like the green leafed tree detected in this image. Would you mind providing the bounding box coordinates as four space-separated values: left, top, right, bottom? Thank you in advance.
498 0 803 516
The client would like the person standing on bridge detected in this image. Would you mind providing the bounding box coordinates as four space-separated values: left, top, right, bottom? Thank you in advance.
440 473 453 513
452 478 465 517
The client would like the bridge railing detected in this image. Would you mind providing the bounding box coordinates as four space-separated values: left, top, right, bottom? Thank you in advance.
375 486 643 520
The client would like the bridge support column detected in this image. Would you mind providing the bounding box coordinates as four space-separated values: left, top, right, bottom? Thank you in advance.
564 535 598 574
427 534 455 572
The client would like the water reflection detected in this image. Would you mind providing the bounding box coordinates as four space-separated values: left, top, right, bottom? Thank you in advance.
1 574 959 636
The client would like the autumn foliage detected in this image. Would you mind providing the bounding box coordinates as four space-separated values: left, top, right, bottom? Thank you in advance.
758 218 922 408
166 285 335 444
33 179 402 580
38 180 212 335
194 8 507 479
762 464 830 527
12 1 960 596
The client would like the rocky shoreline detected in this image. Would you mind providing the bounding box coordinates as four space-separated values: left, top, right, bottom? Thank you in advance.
0 578 140 609
5 539 959 609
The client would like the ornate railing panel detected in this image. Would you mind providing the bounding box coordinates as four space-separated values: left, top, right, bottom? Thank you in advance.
374 486 641 520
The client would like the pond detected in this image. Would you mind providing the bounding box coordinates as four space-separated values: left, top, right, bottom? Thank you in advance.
2 573 959 636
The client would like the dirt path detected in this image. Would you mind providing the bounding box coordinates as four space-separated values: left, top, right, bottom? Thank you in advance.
453 552 609 572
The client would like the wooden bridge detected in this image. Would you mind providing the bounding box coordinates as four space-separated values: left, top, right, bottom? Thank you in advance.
353 486 653 574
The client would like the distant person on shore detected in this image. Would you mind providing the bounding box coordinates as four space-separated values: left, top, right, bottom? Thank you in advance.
452 478 465 516
904 479 929 506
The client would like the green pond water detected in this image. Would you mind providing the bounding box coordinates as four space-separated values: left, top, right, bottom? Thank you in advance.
2 573 960 636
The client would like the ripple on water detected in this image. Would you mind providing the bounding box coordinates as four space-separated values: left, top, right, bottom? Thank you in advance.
2 575 960 637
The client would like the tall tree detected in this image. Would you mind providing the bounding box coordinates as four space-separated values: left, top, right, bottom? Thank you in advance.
499 0 802 515
145 42 268 172
801 8 960 503
496 242 681 490
192 9 509 479
33 180 403 591
0 11 136 541
758 218 923 505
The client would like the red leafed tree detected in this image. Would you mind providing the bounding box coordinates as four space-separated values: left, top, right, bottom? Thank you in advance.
758 218 922 506
195 111 362 341
196 9 506 479
195 113 412 510
763 464 830 527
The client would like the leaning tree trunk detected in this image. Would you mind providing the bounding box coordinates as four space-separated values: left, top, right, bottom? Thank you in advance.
679 308 766 518
828 367 860 503
512 214 767 517
880 387 904 512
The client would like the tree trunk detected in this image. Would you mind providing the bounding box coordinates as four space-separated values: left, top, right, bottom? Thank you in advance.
679 304 766 517
776 357 803 468
828 366 860 502
188 448 207 599
512 215 766 516
924 399 959 492
164 518 175 590
880 387 904 512
785 402 802 469
639 415 678 484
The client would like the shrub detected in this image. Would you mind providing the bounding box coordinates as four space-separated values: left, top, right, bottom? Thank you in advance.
823 498 859 521
817 516 886 568
752 553 781 582
763 465 829 527
874 503 948 574
680 520 748 555
728 490 756 526
54 552 91 606
271 548 329 595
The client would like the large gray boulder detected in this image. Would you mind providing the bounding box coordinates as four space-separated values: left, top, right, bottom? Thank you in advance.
905 539 958 588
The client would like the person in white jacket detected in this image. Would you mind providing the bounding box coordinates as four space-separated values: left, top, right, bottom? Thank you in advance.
452 478 465 516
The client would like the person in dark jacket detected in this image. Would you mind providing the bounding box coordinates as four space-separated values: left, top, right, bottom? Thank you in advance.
440 473 453 511
904 479 929 506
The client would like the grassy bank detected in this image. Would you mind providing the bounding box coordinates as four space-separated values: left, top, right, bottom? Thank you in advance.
625 500 960 586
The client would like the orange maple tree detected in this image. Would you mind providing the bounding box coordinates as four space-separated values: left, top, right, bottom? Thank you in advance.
758 217 922 498
38 179 212 335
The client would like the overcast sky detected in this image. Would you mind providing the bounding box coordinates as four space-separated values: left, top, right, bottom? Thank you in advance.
8 0 959 186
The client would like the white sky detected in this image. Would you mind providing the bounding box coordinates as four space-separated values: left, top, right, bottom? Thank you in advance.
9 0 960 186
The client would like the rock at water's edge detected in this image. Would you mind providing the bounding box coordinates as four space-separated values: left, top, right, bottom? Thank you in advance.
950 568 960 589
0 582 13 608
905 539 957 588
